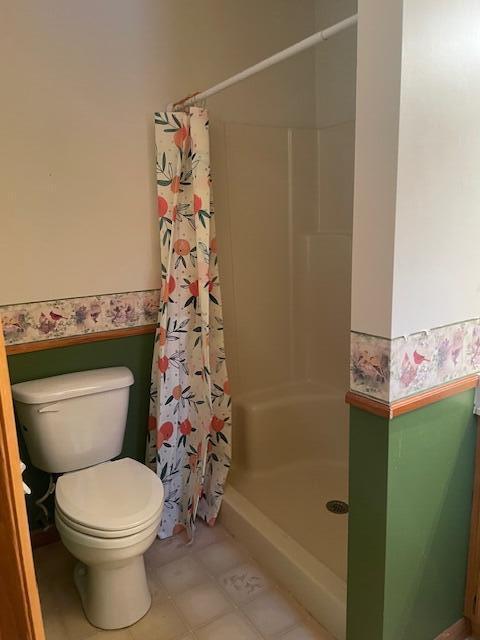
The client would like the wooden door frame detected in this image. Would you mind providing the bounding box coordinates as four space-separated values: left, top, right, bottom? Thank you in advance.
466 415 480 638
0 322 45 639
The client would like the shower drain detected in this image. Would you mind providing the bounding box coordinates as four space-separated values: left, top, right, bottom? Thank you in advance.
326 500 349 514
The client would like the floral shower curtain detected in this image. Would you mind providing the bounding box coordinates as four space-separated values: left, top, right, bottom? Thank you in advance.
146 108 231 539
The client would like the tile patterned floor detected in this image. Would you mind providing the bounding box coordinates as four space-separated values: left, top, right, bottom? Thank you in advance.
34 521 334 640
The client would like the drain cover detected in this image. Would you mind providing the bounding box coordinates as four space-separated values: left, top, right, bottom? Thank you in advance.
326 500 349 514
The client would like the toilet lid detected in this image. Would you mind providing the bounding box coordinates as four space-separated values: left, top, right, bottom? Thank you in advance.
55 458 164 533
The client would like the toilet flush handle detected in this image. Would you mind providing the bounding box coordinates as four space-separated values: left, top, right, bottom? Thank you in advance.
37 404 61 413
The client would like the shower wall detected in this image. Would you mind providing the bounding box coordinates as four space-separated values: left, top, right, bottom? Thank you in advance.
210 120 354 398
212 123 342 394
305 122 354 390
211 123 314 396
311 0 357 390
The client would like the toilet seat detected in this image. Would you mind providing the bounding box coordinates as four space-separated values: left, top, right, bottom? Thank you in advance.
55 502 163 538
55 507 162 550
55 511 160 560
55 457 164 538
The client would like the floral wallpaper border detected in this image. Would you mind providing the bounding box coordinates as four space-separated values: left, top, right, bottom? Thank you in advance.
351 318 480 402
1 290 160 346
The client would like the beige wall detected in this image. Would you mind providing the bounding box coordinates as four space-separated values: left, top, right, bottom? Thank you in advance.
0 0 316 305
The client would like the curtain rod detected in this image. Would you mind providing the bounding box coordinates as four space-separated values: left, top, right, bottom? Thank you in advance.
167 13 358 111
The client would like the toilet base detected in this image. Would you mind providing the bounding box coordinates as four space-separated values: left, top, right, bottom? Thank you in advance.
74 556 152 630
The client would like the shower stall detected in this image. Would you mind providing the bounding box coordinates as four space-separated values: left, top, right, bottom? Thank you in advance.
197 6 357 638
210 112 354 638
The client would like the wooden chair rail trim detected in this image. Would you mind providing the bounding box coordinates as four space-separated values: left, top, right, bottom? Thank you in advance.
346 374 479 419
345 390 391 418
5 324 157 355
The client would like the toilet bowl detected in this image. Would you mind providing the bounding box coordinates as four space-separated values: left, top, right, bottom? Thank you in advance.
55 457 164 630
11 367 165 630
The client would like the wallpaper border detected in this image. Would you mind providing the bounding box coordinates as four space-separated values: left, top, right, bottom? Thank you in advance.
1 290 160 346
351 318 480 402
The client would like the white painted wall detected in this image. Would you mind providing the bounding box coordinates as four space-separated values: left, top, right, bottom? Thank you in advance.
392 0 480 337
0 0 316 305
350 0 403 338
351 0 480 338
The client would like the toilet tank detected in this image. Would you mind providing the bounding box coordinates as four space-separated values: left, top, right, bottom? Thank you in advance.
11 367 134 473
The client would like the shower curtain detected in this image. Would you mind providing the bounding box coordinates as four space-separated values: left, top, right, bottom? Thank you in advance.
146 108 231 539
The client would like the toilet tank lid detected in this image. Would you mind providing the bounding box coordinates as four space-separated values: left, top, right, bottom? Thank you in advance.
11 367 134 404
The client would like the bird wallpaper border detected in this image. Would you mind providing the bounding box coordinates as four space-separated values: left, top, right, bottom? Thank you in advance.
351 319 480 402
1 290 160 345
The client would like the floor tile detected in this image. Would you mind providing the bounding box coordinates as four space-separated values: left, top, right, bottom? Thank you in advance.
219 562 269 603
89 630 134 640
129 599 187 640
196 539 247 575
43 609 68 640
145 532 190 568
38 576 62 613
159 555 207 594
54 580 98 640
189 520 227 550
279 622 334 639
195 611 261 640
243 590 300 637
173 581 232 628
146 563 169 599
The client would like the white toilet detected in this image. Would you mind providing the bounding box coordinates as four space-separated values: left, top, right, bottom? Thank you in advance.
12 367 164 630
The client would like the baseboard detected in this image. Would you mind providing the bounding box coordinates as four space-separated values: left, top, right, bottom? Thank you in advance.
435 617 471 640
30 525 59 549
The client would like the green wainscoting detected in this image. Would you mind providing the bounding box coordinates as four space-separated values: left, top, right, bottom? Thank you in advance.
7 333 155 529
347 408 390 638
347 390 476 640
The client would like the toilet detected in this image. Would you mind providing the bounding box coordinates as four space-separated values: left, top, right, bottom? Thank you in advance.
12 367 164 630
